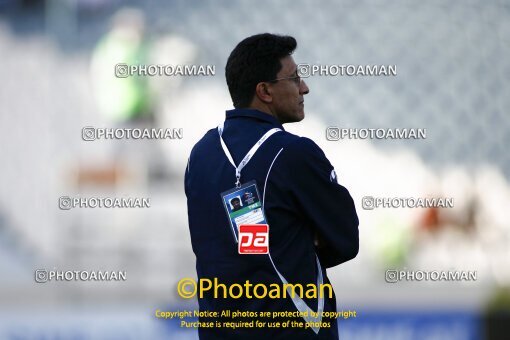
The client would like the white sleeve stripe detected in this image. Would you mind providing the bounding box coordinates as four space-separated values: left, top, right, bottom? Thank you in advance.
262 148 284 209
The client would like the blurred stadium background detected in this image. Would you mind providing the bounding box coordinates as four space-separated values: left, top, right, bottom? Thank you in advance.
1 0 510 339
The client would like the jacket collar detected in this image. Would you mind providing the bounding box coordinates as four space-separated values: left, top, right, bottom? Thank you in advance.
225 108 285 130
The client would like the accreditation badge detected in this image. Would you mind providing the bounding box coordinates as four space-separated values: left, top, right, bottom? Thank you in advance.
220 180 268 244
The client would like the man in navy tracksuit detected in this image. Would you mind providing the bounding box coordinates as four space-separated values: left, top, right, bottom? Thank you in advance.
185 33 359 339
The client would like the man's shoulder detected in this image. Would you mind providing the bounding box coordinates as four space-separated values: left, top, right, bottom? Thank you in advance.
277 133 326 160
191 126 301 150
189 127 325 161
190 128 219 153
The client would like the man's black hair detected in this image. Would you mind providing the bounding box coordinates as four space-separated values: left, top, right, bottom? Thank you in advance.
225 33 297 108
230 197 240 203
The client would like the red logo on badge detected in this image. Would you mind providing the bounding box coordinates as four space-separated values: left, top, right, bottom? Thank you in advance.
238 224 269 254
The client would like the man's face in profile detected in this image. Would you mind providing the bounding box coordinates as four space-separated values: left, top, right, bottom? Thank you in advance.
269 55 310 124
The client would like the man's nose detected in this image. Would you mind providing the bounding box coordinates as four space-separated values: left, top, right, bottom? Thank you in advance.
300 80 310 95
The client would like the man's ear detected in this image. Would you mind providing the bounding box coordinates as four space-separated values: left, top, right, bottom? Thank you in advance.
254 82 273 104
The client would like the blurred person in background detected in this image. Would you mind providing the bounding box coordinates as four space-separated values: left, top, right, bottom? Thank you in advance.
89 8 170 181
90 7 153 123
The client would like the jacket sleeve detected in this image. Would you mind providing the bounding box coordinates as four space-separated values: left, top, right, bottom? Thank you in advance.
281 137 359 268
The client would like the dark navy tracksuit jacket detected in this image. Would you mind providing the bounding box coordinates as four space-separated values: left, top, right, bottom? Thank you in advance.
185 109 359 339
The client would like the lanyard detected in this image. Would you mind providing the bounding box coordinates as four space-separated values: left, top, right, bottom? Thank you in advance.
218 123 282 187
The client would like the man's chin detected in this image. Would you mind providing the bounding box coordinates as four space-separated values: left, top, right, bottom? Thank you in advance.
296 109 305 122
